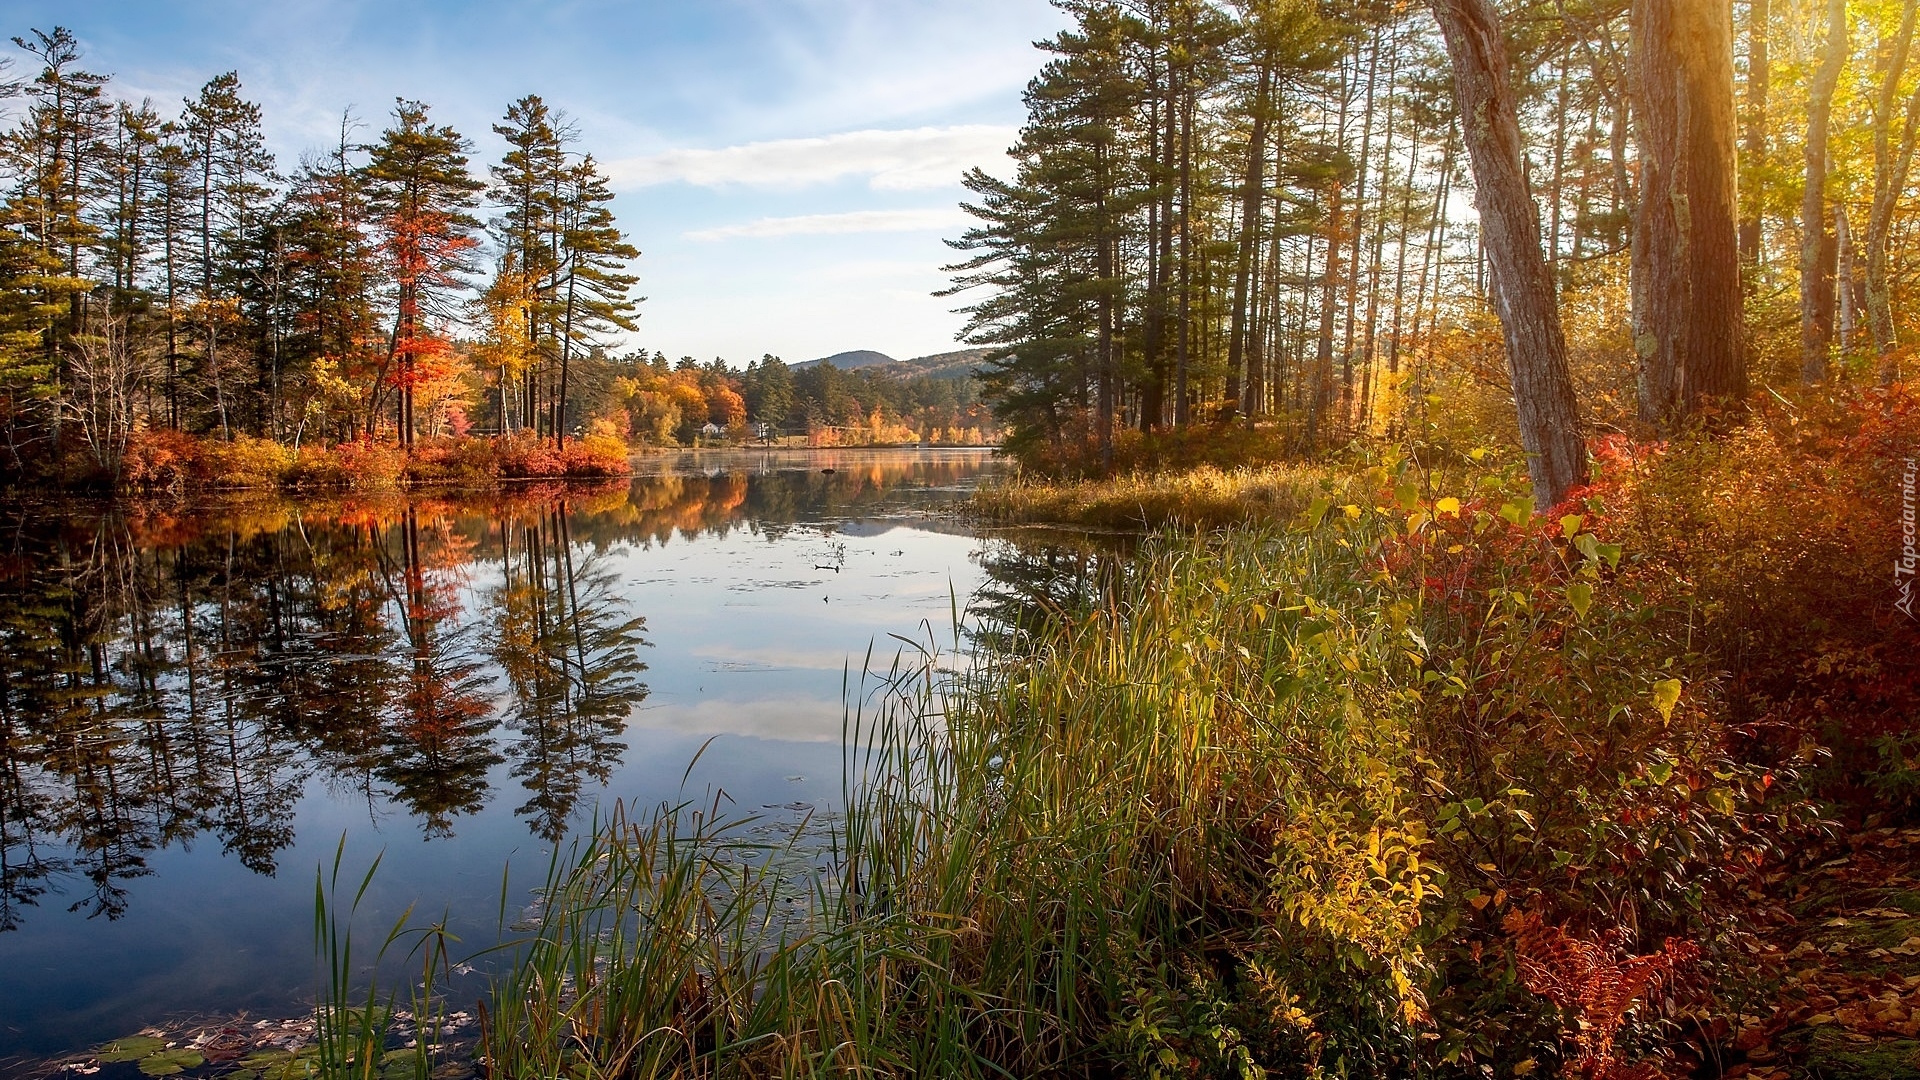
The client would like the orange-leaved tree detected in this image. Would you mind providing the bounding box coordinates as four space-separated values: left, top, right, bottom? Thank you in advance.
365 99 483 448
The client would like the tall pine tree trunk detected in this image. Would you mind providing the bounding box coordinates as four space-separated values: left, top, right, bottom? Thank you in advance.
1868 0 1920 384
1175 81 1194 428
1431 0 1586 507
1801 0 1847 384
1632 0 1747 426
1740 0 1770 271
1228 48 1275 419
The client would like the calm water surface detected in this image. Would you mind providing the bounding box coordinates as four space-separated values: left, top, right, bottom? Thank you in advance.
0 449 1006 1061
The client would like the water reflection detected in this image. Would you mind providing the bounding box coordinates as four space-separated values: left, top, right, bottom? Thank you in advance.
966 533 1134 655
0 451 990 933
487 509 648 841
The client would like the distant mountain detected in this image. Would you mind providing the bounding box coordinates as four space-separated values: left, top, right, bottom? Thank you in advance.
897 347 994 382
793 349 899 371
789 346 993 384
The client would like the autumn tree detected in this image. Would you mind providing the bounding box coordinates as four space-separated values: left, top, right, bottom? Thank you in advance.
1865 0 1920 384
364 99 483 447
1800 0 1847 384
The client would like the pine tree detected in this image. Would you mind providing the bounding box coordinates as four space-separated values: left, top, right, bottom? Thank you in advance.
551 155 639 444
364 98 483 447
101 99 160 299
489 96 569 435
149 128 199 430
180 71 274 437
6 27 110 427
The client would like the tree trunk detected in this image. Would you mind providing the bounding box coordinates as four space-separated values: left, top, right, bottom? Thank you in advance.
1229 47 1276 420
1739 0 1770 271
1801 0 1847 384
1632 0 1747 426
1342 29 1382 422
1431 0 1586 507
556 270 576 448
1837 205 1858 353
1868 0 1920 384
1175 78 1194 428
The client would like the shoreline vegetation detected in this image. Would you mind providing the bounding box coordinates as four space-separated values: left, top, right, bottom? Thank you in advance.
5 431 1001 495
0 29 1004 497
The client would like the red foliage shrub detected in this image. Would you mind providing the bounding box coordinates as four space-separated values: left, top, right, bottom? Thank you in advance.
492 433 566 479
122 429 203 491
491 434 630 480
1586 384 1920 811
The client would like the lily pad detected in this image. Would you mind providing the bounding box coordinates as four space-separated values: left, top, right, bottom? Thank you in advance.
136 1049 205 1076
238 1048 318 1080
95 1037 167 1063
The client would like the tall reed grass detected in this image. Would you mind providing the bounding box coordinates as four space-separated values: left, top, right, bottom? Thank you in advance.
459 504 1435 1078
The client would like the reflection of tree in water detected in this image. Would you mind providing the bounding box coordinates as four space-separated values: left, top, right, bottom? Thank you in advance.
375 507 501 837
563 452 999 549
967 535 1132 656
0 457 975 928
0 496 654 927
485 507 649 842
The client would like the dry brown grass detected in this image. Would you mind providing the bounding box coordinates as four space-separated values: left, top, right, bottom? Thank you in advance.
969 462 1352 530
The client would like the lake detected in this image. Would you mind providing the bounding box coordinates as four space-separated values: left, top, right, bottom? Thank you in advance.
0 448 1010 1064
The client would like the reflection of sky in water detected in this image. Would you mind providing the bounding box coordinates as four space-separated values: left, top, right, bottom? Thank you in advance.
0 449 1000 1063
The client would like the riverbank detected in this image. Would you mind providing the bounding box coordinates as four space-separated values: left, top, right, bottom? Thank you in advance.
16 433 1006 495
99 430 634 492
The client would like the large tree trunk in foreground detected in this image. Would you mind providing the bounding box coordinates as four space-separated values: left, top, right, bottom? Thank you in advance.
1430 0 1586 508
1632 0 1747 428
1801 0 1847 384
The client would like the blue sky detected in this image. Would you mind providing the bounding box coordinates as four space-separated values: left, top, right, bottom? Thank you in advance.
6 0 1069 364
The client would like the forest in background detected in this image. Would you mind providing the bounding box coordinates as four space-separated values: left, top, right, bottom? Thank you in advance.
946 0 1915 496
0 29 995 491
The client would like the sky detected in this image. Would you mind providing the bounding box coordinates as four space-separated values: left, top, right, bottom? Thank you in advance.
1 0 1072 365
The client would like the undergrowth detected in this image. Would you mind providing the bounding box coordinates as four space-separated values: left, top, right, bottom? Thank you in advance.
114 431 632 492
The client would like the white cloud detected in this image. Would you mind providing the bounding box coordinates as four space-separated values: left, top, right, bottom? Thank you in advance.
609 125 1014 192
686 207 969 242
